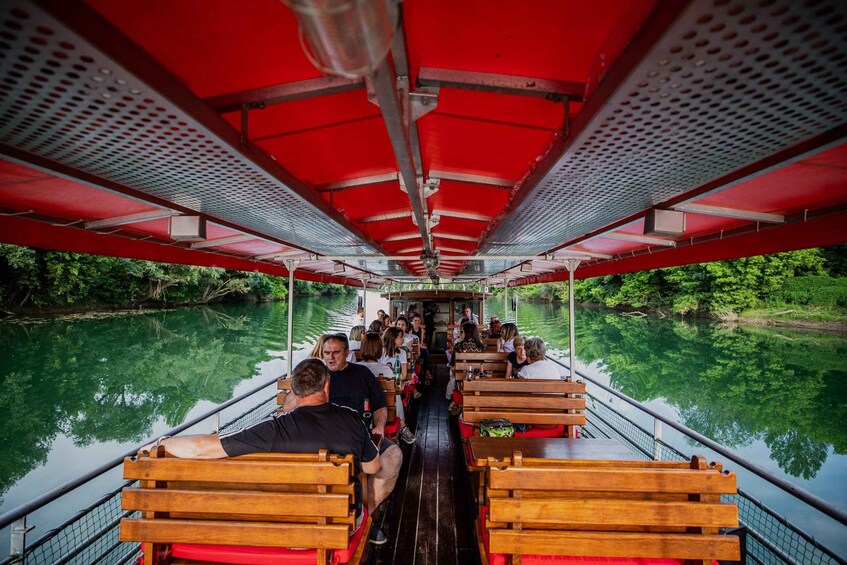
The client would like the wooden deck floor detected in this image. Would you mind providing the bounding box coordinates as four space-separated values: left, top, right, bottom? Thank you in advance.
368 365 480 565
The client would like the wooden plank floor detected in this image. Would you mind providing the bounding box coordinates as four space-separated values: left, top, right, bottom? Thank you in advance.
369 365 480 565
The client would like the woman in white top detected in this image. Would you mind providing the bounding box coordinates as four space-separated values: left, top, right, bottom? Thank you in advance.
379 327 408 379
358 332 415 444
498 323 519 353
517 337 561 380
347 325 365 363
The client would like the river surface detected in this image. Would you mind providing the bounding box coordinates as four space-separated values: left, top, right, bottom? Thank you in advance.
1 294 845 557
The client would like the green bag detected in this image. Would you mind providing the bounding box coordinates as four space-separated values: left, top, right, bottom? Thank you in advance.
479 418 514 438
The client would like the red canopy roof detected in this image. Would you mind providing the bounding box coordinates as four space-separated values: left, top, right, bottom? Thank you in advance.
0 0 845 285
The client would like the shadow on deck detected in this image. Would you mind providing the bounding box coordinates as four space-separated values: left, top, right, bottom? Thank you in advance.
369 365 480 565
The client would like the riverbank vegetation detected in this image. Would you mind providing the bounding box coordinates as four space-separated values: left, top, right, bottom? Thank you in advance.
503 246 847 326
0 244 352 313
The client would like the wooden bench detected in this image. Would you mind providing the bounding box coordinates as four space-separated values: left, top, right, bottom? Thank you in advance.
120 449 369 565
480 454 741 565
482 338 499 352
462 378 586 439
454 351 509 382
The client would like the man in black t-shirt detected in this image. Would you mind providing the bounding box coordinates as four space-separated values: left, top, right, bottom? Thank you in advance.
137 359 379 529
322 334 403 545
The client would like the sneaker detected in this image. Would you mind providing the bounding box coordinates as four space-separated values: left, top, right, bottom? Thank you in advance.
412 390 423 400
399 426 417 444
369 527 388 545
448 401 462 416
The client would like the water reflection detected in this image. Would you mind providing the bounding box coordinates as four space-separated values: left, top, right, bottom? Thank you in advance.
487 301 847 481
0 296 356 498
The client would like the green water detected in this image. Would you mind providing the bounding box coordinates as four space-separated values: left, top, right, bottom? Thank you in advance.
1 295 845 556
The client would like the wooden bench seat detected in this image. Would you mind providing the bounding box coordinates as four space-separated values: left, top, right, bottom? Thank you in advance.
120 449 368 565
462 379 586 439
454 351 509 382
480 454 741 565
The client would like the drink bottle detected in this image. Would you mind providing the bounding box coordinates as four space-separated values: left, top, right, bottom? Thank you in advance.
393 352 402 388
362 396 373 430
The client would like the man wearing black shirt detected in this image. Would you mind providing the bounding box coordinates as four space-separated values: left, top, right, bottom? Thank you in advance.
138 359 381 536
323 334 403 545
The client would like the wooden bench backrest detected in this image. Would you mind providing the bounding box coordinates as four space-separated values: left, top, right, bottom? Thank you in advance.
379 377 398 422
485 454 740 564
482 338 499 352
120 450 356 564
462 379 586 437
278 376 396 424
455 351 508 381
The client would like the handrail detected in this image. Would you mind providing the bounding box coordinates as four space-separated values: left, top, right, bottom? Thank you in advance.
0 374 282 530
547 355 847 527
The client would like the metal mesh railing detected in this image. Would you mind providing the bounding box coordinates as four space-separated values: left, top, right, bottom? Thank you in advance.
583 392 846 565
2 391 278 565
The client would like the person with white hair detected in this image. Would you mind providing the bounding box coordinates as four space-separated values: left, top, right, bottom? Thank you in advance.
517 337 561 380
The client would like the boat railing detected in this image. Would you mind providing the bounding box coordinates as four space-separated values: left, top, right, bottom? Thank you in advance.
546 354 847 565
0 374 282 565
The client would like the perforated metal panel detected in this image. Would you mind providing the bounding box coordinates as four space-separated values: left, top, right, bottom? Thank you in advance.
0 1 403 272
475 0 847 276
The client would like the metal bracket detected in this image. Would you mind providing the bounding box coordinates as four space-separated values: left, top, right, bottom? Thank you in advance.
399 176 439 198
411 213 441 228
365 75 379 108
240 101 266 146
409 88 439 122
10 517 35 564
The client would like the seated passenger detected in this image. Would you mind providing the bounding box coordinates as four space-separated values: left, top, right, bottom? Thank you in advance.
408 312 431 382
517 337 561 380
308 334 329 359
452 316 469 342
462 304 480 325
358 332 416 445
498 323 519 353
450 322 485 368
505 335 529 377
394 316 417 346
368 319 383 334
348 325 365 362
138 359 379 532
321 333 403 545
379 327 409 378
488 316 502 338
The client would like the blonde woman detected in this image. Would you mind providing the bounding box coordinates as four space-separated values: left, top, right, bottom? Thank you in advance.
347 325 365 362
498 323 519 353
308 334 329 359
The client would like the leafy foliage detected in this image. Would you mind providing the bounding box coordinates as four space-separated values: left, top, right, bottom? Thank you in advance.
0 244 353 312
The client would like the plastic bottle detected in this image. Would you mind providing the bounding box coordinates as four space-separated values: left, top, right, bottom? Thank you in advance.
362 396 373 430
393 352 402 388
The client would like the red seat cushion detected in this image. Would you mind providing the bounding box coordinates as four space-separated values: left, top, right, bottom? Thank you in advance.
514 425 565 438
479 507 714 565
451 390 463 405
458 416 475 438
384 417 401 439
171 508 368 565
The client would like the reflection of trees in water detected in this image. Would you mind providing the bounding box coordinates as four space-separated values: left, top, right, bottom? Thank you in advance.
0 296 355 498
501 301 847 480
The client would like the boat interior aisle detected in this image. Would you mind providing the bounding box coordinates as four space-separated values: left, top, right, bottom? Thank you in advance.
370 365 480 565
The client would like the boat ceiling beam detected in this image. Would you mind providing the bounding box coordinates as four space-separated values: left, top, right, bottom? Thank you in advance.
84 210 179 230
602 233 677 247
417 67 585 103
204 76 365 114
427 170 515 188
672 203 785 224
190 234 255 249
316 173 399 193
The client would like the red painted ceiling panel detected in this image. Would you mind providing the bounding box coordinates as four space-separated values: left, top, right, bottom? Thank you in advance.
255 118 397 186
86 0 317 98
331 183 410 222
405 0 649 84
428 180 510 219
419 114 555 182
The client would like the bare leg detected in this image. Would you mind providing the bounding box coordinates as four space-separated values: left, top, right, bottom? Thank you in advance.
367 443 402 514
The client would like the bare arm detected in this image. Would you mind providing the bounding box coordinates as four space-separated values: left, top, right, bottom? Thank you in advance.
505 360 513 378
361 454 381 475
371 407 387 435
139 434 228 459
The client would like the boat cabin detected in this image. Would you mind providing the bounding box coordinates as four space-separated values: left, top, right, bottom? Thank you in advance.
382 289 490 351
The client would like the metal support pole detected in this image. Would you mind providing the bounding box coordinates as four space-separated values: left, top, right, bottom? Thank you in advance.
362 278 368 323
653 419 663 461
212 412 220 434
503 280 508 322
565 259 580 381
285 259 299 378
10 516 32 564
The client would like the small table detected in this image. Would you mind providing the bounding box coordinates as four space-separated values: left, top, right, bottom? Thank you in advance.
468 437 634 467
